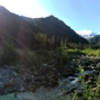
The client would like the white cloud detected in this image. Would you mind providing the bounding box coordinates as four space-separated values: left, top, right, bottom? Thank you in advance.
77 30 93 36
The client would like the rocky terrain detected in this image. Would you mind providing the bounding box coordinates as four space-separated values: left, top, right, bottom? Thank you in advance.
0 55 99 96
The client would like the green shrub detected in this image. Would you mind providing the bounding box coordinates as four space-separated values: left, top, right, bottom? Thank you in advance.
0 42 19 66
18 49 42 67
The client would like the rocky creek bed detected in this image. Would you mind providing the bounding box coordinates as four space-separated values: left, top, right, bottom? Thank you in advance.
0 68 97 100
0 69 96 100
0 76 80 100
0 56 100 100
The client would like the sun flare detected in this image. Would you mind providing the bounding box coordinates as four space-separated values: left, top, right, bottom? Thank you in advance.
0 0 48 18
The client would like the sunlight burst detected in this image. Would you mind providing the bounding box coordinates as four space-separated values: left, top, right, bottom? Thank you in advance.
0 0 48 18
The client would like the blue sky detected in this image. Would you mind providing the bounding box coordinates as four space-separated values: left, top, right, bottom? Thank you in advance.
0 0 100 35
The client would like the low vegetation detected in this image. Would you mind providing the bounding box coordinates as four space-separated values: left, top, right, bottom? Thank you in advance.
60 65 100 100
0 33 100 99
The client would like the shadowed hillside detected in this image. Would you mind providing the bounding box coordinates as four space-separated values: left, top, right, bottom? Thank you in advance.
0 6 88 49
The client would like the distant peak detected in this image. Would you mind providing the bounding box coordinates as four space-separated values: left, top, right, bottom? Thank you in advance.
77 30 97 39
48 15 55 18
90 32 97 36
45 15 62 23
46 15 57 19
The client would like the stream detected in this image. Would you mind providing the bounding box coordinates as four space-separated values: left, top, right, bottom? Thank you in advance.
0 70 96 100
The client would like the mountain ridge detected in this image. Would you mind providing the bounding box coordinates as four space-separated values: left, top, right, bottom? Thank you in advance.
0 6 88 49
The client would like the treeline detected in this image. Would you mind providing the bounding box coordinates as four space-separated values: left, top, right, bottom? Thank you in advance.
30 32 67 49
0 32 93 67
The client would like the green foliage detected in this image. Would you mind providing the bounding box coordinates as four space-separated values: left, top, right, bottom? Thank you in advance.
18 48 57 67
82 48 100 57
72 91 78 100
0 42 19 66
77 66 100 100
62 47 100 58
58 48 84 65
18 49 42 67
60 66 100 100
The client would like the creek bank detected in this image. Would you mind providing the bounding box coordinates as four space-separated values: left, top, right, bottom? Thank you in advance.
0 56 100 99
0 69 96 100
0 64 75 95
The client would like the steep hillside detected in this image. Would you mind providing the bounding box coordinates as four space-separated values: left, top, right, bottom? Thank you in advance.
32 15 88 44
0 6 88 49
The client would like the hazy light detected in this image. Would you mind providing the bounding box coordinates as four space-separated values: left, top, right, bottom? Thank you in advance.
0 0 49 18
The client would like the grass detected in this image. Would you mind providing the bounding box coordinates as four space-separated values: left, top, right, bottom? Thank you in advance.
82 48 100 57
62 47 100 57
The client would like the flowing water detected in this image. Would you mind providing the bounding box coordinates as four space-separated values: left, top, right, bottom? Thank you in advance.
0 70 95 100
